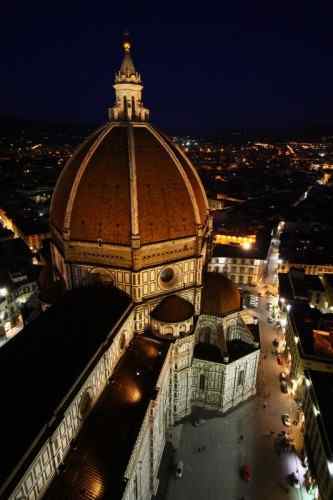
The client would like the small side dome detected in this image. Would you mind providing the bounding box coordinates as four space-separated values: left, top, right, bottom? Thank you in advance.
150 295 194 323
201 273 241 316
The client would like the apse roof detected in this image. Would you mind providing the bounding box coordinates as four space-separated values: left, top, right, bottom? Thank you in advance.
201 272 241 316
0 286 131 496
44 335 169 500
150 294 195 323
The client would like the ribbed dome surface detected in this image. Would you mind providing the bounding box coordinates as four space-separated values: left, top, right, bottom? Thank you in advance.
50 122 208 247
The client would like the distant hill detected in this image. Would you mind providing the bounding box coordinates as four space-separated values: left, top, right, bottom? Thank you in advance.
0 115 97 146
0 116 332 145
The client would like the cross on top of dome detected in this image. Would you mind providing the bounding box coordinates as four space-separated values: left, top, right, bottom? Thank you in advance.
108 34 150 122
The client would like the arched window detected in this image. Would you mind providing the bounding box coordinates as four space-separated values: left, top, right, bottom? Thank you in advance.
199 374 205 391
119 333 126 350
79 389 92 419
200 326 211 344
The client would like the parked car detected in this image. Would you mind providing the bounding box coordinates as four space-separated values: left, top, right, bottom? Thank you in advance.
281 414 291 427
280 381 288 393
175 460 183 478
193 418 206 427
240 464 251 481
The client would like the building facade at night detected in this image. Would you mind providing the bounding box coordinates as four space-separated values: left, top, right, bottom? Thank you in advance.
1 39 260 500
281 303 333 499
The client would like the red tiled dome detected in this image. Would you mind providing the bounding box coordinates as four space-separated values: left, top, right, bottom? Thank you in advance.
201 273 241 316
50 123 208 247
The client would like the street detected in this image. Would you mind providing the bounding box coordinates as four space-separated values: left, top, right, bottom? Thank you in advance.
156 298 314 500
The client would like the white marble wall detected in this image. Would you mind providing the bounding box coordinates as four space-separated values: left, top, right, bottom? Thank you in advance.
123 347 172 500
9 311 134 500
191 350 259 412
70 257 200 303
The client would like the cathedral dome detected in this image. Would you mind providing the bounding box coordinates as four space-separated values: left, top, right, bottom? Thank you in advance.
201 273 241 316
150 294 194 323
50 38 209 271
50 123 208 247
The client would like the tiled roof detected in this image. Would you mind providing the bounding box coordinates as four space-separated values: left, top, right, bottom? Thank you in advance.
50 122 208 247
0 286 131 494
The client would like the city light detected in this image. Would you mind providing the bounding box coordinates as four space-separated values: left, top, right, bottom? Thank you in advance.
327 461 333 477
286 304 292 312
214 234 256 247
305 377 312 388
0 288 8 297
241 241 252 250
313 405 320 417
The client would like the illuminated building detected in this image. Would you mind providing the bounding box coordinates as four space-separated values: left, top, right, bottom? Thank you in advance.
278 267 326 312
282 303 333 498
302 370 333 500
0 238 39 341
209 233 269 286
0 207 50 251
0 38 260 500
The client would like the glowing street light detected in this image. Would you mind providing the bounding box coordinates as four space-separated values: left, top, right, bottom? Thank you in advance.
0 288 8 298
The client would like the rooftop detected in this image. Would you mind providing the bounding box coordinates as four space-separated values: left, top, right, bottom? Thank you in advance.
201 273 241 316
194 342 224 363
150 294 194 323
278 268 324 303
227 338 257 362
44 335 169 500
0 238 32 269
289 303 333 362
280 229 333 265
0 286 131 496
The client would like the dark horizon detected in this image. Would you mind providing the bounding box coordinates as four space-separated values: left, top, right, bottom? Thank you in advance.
2 2 333 135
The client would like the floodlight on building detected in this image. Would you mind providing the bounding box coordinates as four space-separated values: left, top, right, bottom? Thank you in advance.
313 405 320 417
241 242 252 250
327 460 333 477
286 304 292 312
280 297 285 304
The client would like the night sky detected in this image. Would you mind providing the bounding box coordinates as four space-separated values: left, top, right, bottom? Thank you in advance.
1 1 333 134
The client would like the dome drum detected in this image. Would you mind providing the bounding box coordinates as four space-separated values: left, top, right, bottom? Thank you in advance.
151 317 193 339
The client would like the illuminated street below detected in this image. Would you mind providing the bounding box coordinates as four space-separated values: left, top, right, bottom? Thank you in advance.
158 300 315 500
